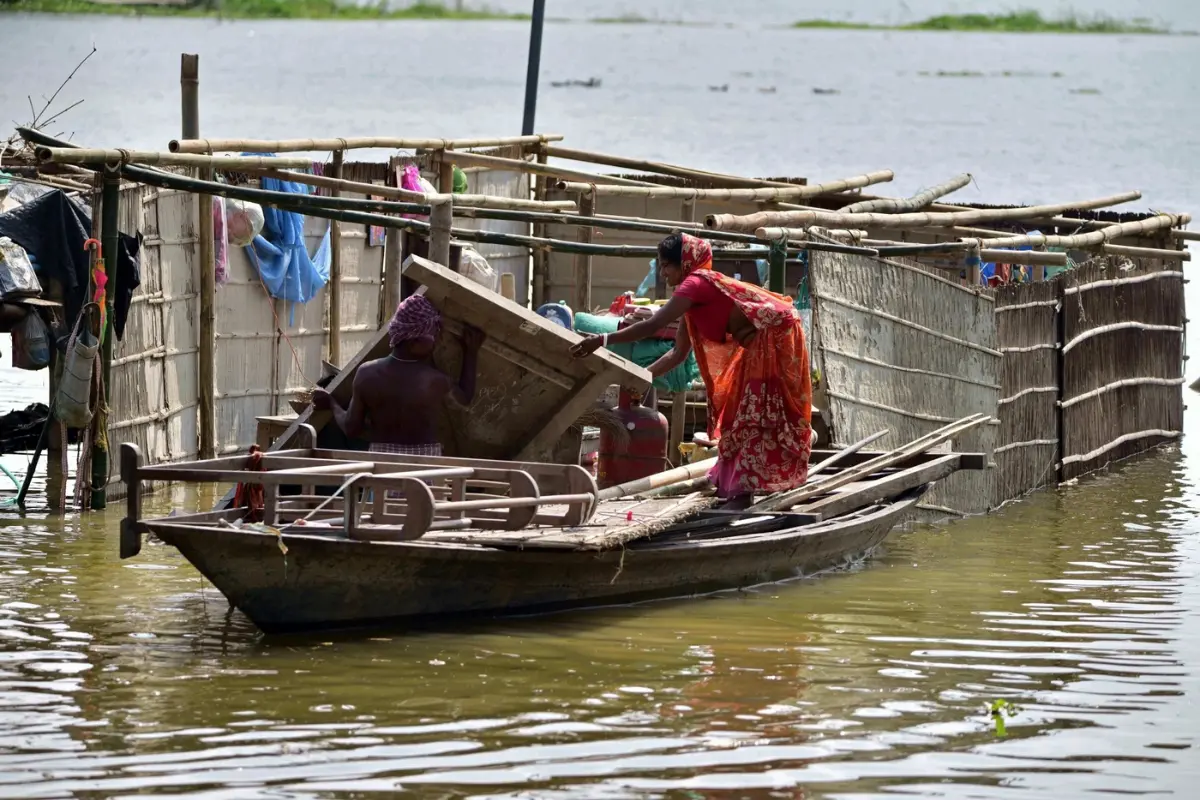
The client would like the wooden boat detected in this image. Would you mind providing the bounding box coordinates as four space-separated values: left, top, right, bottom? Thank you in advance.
118 442 985 634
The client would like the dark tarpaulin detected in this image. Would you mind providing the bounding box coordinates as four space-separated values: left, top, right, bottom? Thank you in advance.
0 190 140 338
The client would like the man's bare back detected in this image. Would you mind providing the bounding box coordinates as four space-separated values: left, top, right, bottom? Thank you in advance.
314 325 484 447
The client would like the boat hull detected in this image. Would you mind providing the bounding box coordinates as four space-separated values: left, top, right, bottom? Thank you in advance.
151 494 919 634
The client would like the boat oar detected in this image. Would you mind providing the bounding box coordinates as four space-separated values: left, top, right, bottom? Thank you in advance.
596 457 719 502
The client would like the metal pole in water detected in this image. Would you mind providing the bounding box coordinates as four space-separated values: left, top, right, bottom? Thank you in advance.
521 0 547 136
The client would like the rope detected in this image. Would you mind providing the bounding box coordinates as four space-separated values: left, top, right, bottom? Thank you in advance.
232 445 266 522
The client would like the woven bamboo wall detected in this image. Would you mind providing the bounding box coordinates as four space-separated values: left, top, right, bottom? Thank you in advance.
810 251 1000 520
992 280 1059 506
1059 256 1185 480
105 186 201 498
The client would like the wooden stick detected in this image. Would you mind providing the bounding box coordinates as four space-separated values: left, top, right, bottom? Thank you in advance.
596 457 720 502
328 150 344 366
978 213 1189 249
170 134 563 154
574 192 595 312
244 167 578 211
1173 229 1200 242
558 171 895 201
709 192 1143 233
805 429 890 479
36 146 312 170
840 174 971 214
749 415 991 512
1102 243 1191 261
545 145 803 189
441 149 655 188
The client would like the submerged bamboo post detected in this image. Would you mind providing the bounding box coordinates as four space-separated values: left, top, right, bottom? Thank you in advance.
839 173 972 214
710 191 1143 233
559 170 894 202
328 151 344 365
182 54 217 461
169 134 564 154
90 167 121 510
574 192 595 313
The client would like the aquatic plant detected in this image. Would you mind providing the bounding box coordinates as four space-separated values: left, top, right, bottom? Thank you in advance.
0 0 528 21
792 10 1170 35
987 698 1020 736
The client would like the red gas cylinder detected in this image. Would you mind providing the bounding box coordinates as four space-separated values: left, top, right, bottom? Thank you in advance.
598 389 669 489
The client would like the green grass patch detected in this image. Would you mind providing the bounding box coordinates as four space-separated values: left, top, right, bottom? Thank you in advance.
793 9 1170 35
0 0 529 21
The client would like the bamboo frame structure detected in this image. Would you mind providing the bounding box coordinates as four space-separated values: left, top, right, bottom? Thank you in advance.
544 145 804 189
976 213 1189 249
840 174 972 213
1103 243 1191 261
36 146 312 170
243 168 578 211
169 135 564 154
707 192 1144 232
758 230 1069 266
439 149 655 188
557 171 895 201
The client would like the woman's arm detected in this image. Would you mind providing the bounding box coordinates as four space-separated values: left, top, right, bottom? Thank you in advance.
648 321 693 377
571 294 693 358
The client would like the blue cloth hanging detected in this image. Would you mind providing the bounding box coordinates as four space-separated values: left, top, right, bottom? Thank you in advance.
246 159 330 324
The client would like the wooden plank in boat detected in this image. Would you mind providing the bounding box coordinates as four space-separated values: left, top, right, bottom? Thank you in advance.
791 453 967 519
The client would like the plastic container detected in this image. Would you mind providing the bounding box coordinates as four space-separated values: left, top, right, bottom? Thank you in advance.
537 302 574 330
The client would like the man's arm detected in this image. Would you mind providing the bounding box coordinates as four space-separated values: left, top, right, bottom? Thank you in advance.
317 369 369 438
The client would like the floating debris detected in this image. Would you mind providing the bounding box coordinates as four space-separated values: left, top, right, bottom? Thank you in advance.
550 78 602 89
812 87 840 95
1070 87 1102 95
708 84 729 93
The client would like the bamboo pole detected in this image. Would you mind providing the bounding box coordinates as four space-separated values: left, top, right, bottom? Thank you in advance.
90 167 120 510
328 150 344 366
169 134 564 154
36 146 312 170
574 192 595 312
181 55 217 462
596 457 719 502
243 167 577 211
531 143 549 308
440 149 655 188
545 145 803 189
791 234 1070 266
710 191 1144 233
840 174 972 214
978 213 1190 249
1102 243 1191 261
1174 229 1200 242
558 171 894 201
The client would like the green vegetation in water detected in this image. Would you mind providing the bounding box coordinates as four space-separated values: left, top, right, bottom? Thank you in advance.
987 699 1021 737
792 10 1170 35
0 0 529 20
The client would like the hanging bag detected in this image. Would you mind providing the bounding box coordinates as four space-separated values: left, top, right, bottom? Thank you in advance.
55 303 100 430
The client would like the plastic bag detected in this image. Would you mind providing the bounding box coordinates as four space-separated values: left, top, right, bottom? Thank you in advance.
459 247 499 293
10 309 49 370
212 195 229 285
226 198 265 247
0 237 42 296
401 164 438 221
635 258 658 299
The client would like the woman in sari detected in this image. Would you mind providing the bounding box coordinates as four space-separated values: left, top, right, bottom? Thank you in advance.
571 233 812 509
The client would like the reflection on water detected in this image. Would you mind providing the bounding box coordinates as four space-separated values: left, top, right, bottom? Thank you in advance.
0 451 1195 797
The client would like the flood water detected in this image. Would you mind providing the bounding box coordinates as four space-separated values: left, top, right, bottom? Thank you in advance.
2 2 1200 797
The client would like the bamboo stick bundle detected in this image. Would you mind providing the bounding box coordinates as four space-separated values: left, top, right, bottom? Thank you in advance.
35 146 312 170
545 145 805 189
977 213 1190 249
244 167 579 212
169 134 564 154
596 458 719 502
708 191 1143 233
557 171 895 202
439 150 656 188
840 174 972 214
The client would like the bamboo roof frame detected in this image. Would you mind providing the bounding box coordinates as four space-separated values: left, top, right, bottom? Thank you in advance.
707 191 1144 232
169 134 564 154
557 171 894 201
36 146 313 170
544 145 806 189
839 174 972 214
438 150 656 188
973 213 1189 249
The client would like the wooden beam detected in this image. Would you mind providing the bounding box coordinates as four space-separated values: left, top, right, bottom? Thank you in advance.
170 134 564 154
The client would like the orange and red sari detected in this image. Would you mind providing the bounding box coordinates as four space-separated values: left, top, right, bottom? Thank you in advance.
678 234 812 497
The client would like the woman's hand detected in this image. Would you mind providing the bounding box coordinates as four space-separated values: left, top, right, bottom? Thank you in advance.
571 334 604 358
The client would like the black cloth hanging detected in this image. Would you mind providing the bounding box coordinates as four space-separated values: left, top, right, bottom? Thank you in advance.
0 190 140 338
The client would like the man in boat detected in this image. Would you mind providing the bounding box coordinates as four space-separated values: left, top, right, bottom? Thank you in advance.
313 294 484 456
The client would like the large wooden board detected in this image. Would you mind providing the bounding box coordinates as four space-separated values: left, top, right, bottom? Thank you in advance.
270 255 651 464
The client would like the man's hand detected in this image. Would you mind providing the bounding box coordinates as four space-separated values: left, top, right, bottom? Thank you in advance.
312 388 333 411
571 334 603 358
461 325 485 354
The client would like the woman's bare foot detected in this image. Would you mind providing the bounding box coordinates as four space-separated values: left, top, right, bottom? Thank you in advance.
721 494 753 511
